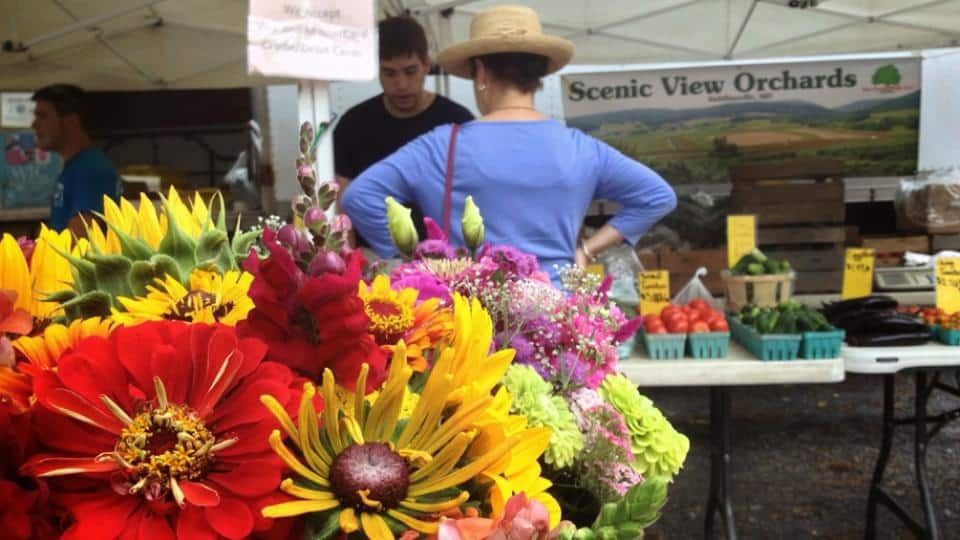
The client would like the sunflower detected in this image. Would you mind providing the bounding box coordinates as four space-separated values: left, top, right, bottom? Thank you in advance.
113 269 253 326
0 226 78 324
85 188 213 254
0 317 114 413
358 275 453 371
260 303 536 539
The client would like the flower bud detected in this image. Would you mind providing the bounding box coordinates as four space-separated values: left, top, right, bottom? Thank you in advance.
460 195 485 249
304 207 326 234
276 224 298 249
385 197 418 257
308 250 346 276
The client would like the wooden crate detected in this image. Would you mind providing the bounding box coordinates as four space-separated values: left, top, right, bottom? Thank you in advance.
795 271 844 293
758 226 847 246
729 159 846 226
659 247 726 296
764 246 844 272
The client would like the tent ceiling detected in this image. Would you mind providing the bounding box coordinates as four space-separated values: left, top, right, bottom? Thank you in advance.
409 0 960 64
0 0 957 91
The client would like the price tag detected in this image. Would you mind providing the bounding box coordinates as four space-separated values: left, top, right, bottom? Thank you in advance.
727 215 757 268
586 263 605 278
841 248 875 299
638 270 671 316
935 257 960 314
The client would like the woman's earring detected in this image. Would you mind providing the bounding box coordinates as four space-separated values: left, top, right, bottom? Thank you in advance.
477 83 487 92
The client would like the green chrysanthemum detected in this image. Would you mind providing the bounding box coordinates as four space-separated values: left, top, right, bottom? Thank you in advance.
502 364 583 468
599 373 690 480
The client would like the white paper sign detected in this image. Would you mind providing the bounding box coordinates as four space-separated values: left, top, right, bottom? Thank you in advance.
247 0 376 81
1 93 35 128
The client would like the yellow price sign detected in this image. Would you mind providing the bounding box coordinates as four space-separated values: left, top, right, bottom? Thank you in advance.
727 215 757 268
638 270 671 316
586 263 605 279
935 257 960 315
841 248 875 299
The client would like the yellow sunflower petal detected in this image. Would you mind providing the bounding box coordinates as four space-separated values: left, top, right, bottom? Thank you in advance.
360 512 395 540
399 491 470 514
0 234 32 313
386 508 440 534
267 430 329 487
260 394 299 442
279 478 335 500
339 508 360 534
261 499 339 518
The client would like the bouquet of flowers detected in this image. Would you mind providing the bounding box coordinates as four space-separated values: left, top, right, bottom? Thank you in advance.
0 121 685 540
383 197 689 514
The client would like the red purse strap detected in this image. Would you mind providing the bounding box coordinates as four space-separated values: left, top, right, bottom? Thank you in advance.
442 124 460 238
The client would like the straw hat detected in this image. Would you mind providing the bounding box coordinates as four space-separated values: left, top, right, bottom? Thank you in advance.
436 5 574 79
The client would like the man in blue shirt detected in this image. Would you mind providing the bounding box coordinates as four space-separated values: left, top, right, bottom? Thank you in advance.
32 84 120 233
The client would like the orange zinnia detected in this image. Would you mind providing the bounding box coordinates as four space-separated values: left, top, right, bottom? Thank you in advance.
358 275 454 371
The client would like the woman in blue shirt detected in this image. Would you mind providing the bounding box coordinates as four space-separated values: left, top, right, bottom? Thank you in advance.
342 5 676 281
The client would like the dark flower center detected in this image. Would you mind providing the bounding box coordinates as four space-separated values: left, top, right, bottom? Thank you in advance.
166 291 218 321
329 442 409 510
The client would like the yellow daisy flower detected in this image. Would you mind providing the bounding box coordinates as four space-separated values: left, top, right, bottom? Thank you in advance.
260 298 538 539
358 275 454 371
0 225 79 323
113 269 253 326
1 317 114 411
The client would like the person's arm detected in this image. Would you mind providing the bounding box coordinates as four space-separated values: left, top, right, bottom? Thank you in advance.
584 138 677 263
340 135 432 258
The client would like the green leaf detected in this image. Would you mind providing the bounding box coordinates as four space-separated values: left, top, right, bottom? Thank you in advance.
212 191 228 233
149 254 183 284
88 254 134 303
157 204 198 279
232 229 261 261
129 261 164 297
196 229 229 266
62 291 112 321
41 290 77 304
98 216 154 261
302 509 341 540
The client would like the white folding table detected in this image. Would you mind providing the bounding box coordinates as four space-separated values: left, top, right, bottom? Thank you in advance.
844 344 960 540
620 344 845 540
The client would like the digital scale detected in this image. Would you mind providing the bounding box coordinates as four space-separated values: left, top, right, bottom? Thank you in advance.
874 266 936 291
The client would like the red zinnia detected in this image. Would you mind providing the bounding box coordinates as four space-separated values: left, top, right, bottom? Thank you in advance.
20 321 302 540
238 228 386 390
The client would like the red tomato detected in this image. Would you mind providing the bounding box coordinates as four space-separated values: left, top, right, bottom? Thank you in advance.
661 305 680 319
709 319 730 332
647 325 667 334
666 319 689 334
644 316 663 332
687 310 702 323
704 311 724 325
691 321 710 333
688 299 710 312
662 310 686 326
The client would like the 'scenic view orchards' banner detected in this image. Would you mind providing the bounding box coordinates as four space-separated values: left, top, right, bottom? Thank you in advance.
562 58 921 185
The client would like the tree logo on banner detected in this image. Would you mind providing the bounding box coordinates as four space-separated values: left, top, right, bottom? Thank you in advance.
872 65 902 87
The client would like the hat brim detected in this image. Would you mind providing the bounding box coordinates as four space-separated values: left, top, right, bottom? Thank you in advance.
436 34 574 79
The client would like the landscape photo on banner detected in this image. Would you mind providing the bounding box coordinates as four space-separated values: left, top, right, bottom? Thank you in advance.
562 58 920 185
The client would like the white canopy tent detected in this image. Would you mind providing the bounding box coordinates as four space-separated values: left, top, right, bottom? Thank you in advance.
408 0 960 66
0 1 958 91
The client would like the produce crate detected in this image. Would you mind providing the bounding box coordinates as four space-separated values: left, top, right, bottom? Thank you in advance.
688 332 730 359
800 329 845 359
729 318 801 361
722 271 795 313
640 331 687 360
729 160 846 226
936 326 960 346
656 247 726 296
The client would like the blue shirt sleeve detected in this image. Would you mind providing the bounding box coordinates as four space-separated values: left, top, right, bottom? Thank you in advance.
341 136 429 258
591 137 677 245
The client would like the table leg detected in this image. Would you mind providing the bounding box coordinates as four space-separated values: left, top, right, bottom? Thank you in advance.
914 372 940 540
704 387 736 540
865 375 896 540
865 372 954 540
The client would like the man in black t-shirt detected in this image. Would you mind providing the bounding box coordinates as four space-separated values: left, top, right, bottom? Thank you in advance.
334 16 473 245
